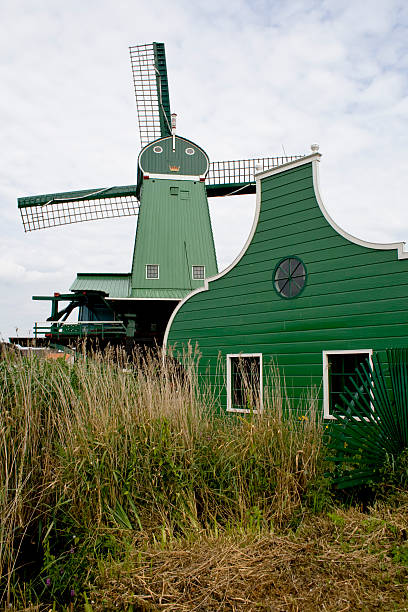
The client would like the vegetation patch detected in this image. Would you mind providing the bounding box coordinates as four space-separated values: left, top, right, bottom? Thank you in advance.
91 497 408 611
0 345 406 611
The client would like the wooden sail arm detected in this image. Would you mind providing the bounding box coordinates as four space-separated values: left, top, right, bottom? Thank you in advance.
18 185 139 231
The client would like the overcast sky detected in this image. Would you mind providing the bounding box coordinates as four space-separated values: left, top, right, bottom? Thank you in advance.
1 0 408 340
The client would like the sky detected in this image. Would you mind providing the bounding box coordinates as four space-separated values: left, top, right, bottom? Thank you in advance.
1 0 408 340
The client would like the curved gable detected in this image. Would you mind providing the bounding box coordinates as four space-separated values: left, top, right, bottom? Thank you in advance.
164 154 408 409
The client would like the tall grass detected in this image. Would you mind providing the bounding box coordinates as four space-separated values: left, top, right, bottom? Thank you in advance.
0 345 326 607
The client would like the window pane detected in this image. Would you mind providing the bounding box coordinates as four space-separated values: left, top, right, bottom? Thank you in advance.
329 353 370 416
274 257 306 298
231 356 260 410
146 264 159 279
192 265 205 279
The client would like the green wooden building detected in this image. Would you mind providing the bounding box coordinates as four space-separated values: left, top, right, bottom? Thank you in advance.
164 153 408 418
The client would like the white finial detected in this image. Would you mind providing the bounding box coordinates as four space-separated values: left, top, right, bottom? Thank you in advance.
171 113 177 151
255 162 263 173
311 143 319 153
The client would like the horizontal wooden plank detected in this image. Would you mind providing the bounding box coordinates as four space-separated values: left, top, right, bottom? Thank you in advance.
171 309 408 339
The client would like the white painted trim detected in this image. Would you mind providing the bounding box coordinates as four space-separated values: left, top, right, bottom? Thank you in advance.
226 353 263 413
145 264 159 280
192 265 205 280
35 321 123 325
323 349 373 420
164 152 408 352
106 297 181 301
312 160 408 259
254 152 321 179
163 155 320 349
145 173 206 181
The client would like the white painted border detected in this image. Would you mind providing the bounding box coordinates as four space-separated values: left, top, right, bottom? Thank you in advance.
145 264 159 280
323 349 373 420
107 297 181 301
226 353 263 413
164 152 408 350
145 174 204 181
192 265 205 280
312 161 408 259
255 152 320 178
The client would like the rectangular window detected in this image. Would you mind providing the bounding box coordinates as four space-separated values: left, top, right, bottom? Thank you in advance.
227 354 263 413
146 264 159 279
192 265 205 280
323 350 372 419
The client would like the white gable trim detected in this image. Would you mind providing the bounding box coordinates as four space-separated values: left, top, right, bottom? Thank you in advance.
255 152 321 179
312 162 408 259
163 153 408 351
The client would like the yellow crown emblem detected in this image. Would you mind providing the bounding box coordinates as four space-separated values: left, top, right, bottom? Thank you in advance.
169 165 180 172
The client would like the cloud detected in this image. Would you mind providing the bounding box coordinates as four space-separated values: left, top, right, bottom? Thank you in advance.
1 0 408 339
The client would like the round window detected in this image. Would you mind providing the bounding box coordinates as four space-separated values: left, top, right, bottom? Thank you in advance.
185 147 195 155
153 145 163 154
274 257 306 298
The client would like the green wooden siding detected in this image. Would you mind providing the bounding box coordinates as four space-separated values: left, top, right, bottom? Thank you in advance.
130 178 218 296
70 273 131 297
166 158 408 411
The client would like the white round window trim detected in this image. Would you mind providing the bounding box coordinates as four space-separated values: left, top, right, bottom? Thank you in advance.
185 147 195 155
153 146 163 153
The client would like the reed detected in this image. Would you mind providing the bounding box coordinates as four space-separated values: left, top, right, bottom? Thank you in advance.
0 345 326 607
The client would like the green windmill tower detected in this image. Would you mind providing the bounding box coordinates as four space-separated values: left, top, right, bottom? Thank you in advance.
15 43 302 348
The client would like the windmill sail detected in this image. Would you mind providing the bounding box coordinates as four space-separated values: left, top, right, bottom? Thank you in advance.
129 42 172 147
18 185 139 231
206 155 304 197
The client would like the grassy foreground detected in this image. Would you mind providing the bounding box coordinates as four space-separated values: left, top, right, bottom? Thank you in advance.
0 346 407 611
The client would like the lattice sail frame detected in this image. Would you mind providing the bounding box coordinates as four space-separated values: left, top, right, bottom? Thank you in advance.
19 195 139 232
207 156 303 188
129 42 171 148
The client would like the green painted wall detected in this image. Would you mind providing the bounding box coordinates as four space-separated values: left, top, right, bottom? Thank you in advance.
166 157 408 411
130 178 218 295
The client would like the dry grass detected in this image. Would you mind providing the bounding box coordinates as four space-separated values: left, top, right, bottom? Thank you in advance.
0 345 327 608
92 494 408 611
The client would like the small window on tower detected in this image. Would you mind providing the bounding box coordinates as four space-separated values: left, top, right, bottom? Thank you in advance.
146 264 159 279
192 265 205 280
170 186 179 196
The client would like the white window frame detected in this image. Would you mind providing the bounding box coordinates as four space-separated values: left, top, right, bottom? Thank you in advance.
323 349 373 420
145 264 159 280
192 265 205 280
226 353 263 413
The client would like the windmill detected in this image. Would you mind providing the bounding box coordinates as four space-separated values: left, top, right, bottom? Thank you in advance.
14 42 302 348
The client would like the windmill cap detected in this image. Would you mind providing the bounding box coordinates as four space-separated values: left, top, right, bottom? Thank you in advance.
138 135 209 179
